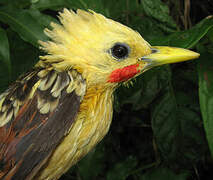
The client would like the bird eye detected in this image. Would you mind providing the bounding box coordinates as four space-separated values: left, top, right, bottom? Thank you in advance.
110 43 130 60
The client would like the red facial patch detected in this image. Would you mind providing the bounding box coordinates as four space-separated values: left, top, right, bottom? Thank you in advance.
108 64 140 83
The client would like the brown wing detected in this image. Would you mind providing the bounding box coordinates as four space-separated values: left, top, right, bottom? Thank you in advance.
0 67 86 180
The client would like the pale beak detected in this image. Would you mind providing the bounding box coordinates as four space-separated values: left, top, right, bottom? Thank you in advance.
141 46 200 68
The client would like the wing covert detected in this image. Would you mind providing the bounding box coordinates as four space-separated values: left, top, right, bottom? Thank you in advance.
0 67 86 180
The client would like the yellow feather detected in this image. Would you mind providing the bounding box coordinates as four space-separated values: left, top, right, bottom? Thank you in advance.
12 8 198 179
38 8 151 87
37 87 113 179
33 11 153 178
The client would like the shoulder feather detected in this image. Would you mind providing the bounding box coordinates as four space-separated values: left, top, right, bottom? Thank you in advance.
0 67 86 179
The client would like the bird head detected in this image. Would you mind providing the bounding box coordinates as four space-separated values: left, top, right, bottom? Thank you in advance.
39 9 199 89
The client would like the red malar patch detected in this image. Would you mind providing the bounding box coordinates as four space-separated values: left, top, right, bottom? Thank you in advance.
108 64 140 83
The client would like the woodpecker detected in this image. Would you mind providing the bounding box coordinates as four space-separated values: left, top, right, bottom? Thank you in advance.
0 9 199 180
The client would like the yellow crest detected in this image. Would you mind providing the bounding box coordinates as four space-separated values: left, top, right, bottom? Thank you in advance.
38 9 151 86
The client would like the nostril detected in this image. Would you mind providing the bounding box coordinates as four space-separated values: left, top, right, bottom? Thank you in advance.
151 49 158 53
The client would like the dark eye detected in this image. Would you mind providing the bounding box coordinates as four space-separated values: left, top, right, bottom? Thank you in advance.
111 43 130 60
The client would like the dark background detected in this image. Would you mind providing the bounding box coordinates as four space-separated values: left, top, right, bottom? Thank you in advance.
0 0 213 179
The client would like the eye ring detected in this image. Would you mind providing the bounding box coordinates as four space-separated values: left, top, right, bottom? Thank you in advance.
110 43 130 60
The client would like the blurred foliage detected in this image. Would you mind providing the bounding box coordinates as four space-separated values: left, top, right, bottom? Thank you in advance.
0 0 213 179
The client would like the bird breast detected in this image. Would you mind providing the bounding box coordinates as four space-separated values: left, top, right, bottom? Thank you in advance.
36 88 114 180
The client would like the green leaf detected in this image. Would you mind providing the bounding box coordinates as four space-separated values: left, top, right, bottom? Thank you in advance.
0 28 11 92
31 0 70 10
141 0 176 29
0 8 48 47
131 69 160 110
198 52 213 156
107 156 137 180
7 29 40 82
68 0 109 16
130 16 165 42
115 68 160 111
0 27 11 77
140 167 189 180
0 61 10 92
0 0 32 9
28 9 58 28
102 0 141 20
151 16 213 48
32 0 106 12
151 66 207 167
77 144 105 180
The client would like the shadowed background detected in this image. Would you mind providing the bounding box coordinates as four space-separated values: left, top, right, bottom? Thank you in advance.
0 0 213 179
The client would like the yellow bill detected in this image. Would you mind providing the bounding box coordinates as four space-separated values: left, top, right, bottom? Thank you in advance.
141 46 200 67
